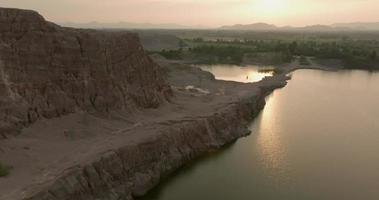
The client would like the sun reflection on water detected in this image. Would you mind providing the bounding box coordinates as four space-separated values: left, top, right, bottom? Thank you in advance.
198 65 273 83
255 94 290 185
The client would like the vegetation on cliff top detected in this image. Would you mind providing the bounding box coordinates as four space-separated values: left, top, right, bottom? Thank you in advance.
150 33 379 69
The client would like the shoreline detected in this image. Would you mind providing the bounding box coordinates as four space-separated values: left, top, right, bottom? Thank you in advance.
26 82 288 200
0 8 292 200
24 52 368 200
1 6 378 200
0 60 290 200
0 8 338 199
1 56 335 200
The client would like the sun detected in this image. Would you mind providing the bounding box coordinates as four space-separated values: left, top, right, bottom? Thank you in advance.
255 0 289 14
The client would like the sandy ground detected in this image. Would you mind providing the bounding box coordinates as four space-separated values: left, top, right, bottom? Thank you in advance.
0 56 331 200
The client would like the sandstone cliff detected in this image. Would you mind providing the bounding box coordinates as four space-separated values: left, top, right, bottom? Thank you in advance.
0 8 171 138
0 7 291 200
20 76 288 200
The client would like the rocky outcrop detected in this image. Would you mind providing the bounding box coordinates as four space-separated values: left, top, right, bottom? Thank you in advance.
23 81 286 200
0 8 171 138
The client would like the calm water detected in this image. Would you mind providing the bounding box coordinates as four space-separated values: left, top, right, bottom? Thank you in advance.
198 64 273 83
142 69 379 200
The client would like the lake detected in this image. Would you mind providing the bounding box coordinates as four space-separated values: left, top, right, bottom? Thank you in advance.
198 64 273 83
142 68 379 200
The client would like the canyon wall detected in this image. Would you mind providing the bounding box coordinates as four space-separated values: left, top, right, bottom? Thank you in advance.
0 8 171 138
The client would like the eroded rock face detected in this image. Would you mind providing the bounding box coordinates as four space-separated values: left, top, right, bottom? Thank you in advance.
0 8 171 137
24 92 267 200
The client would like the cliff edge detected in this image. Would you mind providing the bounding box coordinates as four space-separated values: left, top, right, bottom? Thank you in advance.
0 7 290 200
0 8 171 138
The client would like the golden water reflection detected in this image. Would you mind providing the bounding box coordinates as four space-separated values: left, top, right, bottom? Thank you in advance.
255 94 289 184
198 65 273 83
142 69 379 200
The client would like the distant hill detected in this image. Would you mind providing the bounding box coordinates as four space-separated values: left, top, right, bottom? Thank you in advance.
219 22 379 31
59 21 206 30
300 25 334 31
219 23 337 31
59 21 379 31
331 22 379 30
220 23 277 30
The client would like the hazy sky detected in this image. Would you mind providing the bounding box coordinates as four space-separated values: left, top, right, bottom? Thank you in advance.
2 0 379 27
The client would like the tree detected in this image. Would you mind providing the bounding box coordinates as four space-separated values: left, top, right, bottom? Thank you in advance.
193 37 204 42
370 51 377 61
178 40 186 50
289 41 298 55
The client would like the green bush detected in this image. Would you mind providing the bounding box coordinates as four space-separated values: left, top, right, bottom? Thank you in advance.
0 162 9 177
158 49 183 60
299 56 310 65
190 45 254 64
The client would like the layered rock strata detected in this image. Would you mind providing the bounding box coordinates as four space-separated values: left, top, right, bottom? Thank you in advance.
0 8 171 138
22 76 288 200
0 7 290 200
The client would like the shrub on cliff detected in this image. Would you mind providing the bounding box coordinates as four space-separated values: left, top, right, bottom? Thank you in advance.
0 162 9 177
